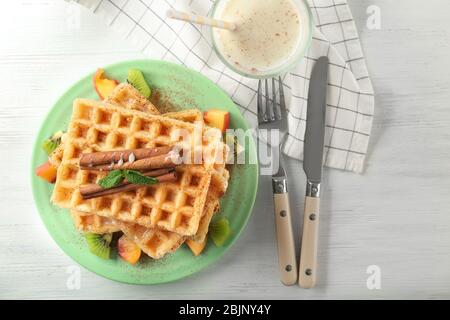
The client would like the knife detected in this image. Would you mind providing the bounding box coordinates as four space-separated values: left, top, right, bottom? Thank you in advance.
298 56 329 288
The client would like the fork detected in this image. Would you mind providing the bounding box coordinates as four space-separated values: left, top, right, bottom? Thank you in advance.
257 77 298 286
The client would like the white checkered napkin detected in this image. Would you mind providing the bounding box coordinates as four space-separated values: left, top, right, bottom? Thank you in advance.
68 0 374 173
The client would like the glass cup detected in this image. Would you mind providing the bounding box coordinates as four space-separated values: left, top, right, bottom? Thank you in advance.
210 0 313 79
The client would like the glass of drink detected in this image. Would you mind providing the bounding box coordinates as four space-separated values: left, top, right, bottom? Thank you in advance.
210 0 313 79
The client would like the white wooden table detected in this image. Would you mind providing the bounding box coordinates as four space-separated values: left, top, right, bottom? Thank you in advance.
1 0 450 299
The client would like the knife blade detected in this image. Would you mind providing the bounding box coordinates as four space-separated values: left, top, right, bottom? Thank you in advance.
298 56 329 288
303 56 328 183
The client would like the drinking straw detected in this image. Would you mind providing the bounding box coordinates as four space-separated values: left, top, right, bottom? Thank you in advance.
166 9 236 31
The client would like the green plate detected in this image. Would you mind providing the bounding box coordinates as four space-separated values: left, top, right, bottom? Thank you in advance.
31 60 258 284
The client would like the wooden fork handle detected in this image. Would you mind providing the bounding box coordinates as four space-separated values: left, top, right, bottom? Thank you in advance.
272 179 298 286
298 196 320 288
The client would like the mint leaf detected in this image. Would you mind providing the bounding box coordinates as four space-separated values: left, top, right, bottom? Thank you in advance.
97 170 159 189
124 170 159 186
98 170 125 189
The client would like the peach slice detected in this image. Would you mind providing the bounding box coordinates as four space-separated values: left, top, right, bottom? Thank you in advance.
35 161 57 184
186 237 207 256
118 234 141 265
204 109 230 133
93 68 119 100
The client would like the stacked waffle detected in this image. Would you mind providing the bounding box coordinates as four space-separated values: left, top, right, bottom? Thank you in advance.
50 84 229 259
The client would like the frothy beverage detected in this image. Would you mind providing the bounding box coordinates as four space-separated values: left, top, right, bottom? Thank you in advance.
213 0 305 76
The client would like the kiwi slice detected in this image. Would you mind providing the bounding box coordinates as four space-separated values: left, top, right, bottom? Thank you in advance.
41 130 64 155
225 134 245 160
102 233 113 245
84 233 112 259
209 217 232 247
127 69 151 98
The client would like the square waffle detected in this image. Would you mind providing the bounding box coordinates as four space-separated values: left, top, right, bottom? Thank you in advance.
71 211 185 259
117 221 185 259
71 144 228 247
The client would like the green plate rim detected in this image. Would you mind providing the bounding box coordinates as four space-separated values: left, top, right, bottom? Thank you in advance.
30 59 259 285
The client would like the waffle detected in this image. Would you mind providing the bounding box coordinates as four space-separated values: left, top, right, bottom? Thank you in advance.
49 143 64 168
164 109 204 123
49 108 205 168
191 192 220 243
71 211 185 259
70 182 220 256
105 83 160 114
70 187 219 256
51 99 222 236
71 211 121 234
118 220 185 259
106 83 206 123
117 188 223 255
70 173 224 242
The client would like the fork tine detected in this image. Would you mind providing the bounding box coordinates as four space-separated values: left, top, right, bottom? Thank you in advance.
257 80 265 123
278 76 287 118
265 79 275 121
272 77 281 120
264 79 269 122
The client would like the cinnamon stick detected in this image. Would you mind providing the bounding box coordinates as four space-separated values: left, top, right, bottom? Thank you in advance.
79 169 177 200
80 146 173 169
87 153 178 172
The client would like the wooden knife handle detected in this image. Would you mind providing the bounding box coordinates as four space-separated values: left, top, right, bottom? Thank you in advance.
299 196 320 288
273 192 298 286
